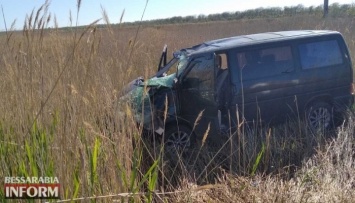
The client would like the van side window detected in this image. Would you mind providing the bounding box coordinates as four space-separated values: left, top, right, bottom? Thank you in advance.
298 40 343 69
237 46 294 80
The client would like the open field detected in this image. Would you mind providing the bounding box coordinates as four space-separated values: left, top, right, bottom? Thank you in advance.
0 5 355 202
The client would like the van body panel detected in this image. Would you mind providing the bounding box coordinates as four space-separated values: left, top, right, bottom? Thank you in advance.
224 32 353 125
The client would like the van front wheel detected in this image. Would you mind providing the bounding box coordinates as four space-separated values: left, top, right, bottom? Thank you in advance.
164 125 195 154
306 102 333 132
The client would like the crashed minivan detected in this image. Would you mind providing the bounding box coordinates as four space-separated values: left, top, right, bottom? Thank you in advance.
121 30 354 150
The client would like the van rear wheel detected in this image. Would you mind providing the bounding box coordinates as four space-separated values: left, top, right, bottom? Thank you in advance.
306 102 333 133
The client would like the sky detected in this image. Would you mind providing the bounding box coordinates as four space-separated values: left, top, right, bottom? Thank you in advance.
0 0 354 31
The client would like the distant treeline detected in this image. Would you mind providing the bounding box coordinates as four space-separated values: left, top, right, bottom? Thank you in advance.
120 3 355 26
59 3 355 30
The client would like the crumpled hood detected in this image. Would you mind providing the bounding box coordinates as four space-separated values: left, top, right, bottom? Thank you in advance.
119 74 176 128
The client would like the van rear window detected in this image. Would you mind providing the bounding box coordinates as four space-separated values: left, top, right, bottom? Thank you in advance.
298 40 343 69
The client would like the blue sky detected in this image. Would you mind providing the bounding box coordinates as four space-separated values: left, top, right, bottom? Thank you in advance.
0 0 354 30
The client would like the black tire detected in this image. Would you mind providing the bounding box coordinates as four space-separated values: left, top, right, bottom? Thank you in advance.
306 102 333 133
163 125 195 154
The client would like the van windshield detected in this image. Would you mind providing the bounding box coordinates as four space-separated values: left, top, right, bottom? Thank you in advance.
155 51 189 78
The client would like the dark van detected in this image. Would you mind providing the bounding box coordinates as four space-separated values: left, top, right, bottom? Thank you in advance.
121 30 354 151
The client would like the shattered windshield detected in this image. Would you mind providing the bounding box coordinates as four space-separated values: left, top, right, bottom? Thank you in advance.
129 51 190 88
176 53 188 76
155 51 189 78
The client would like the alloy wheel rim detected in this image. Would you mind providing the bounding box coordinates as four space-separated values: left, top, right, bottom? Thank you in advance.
308 107 331 130
165 131 190 152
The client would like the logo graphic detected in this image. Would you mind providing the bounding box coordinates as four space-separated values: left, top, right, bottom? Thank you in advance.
4 177 60 199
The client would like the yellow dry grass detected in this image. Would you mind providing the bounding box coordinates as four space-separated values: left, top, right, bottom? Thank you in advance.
0 6 354 202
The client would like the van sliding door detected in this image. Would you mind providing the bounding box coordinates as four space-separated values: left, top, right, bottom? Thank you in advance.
231 45 296 125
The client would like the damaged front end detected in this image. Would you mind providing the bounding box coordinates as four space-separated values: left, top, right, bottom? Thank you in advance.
119 50 188 133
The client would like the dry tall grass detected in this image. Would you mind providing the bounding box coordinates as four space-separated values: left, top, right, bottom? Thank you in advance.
0 3 354 202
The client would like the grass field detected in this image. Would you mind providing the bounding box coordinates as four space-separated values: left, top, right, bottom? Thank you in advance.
0 3 355 202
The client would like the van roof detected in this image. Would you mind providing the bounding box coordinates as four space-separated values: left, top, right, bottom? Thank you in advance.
183 30 340 55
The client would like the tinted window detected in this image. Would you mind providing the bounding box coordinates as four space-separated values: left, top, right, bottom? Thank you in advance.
237 46 294 80
182 57 215 102
183 57 214 91
298 40 343 69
